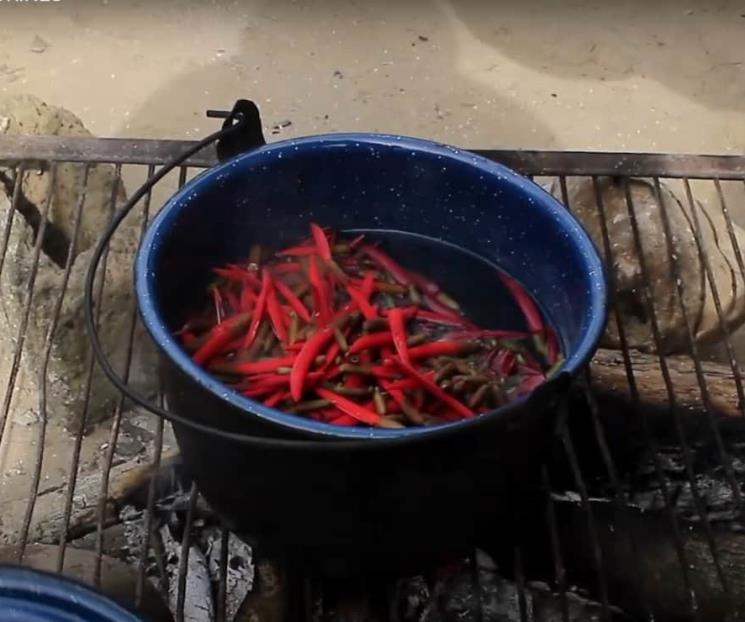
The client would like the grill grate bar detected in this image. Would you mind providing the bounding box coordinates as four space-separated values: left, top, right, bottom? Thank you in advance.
176 483 200 622
0 164 57 449
622 177 734 607
682 178 745 417
541 467 570 622
557 409 611 620
512 545 529 622
17 164 91 562
556 174 615 620
302 572 317 622
0 135 219 168
215 527 230 622
55 164 122 571
582 369 653 620
135 409 165 609
558 177 620 489
556 175 628 620
385 581 401 622
714 179 745 289
3 135 745 178
1 135 744 620
0 165 25 283
92 163 156 589
652 177 745 518
587 174 702 618
466 552 485 622
558 175 622 482
579 371 619 486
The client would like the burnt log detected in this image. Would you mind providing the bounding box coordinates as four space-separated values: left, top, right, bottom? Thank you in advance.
0 451 178 547
587 347 745 447
590 348 743 420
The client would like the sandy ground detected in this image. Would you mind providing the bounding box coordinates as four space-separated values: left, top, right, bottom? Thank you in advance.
0 0 744 585
0 0 743 154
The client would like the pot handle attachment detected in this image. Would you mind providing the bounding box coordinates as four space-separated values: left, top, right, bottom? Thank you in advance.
214 100 266 162
83 100 294 447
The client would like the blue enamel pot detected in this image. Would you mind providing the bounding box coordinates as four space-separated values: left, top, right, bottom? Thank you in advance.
132 133 607 575
0 566 143 621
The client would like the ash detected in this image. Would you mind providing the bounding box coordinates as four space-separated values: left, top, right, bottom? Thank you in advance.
626 443 745 525
391 550 616 622
118 476 253 622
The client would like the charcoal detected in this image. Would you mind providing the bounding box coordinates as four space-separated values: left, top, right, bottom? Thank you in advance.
549 495 745 621
396 575 431 621
160 524 215 622
70 522 130 558
621 441 745 521
203 527 254 622
234 558 289 622
392 550 625 622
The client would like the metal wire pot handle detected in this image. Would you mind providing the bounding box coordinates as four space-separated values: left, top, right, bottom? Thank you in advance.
84 100 571 451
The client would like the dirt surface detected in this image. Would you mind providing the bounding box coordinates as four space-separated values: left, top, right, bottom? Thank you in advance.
0 0 743 154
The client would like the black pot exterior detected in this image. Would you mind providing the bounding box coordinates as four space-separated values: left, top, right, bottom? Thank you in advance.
163 356 562 576
136 134 606 576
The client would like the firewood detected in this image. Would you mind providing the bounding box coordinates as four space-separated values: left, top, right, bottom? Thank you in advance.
0 451 177 547
589 347 744 421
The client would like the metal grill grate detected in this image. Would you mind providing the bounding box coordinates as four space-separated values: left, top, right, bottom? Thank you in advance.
1 133 745 622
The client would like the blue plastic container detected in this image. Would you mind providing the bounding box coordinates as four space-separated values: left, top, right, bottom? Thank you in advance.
135 133 607 574
0 566 143 621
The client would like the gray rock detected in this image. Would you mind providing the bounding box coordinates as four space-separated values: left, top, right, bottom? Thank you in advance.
551 176 745 354
0 94 126 256
0 189 155 432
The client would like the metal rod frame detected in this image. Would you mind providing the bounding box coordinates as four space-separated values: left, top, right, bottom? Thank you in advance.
0 134 744 621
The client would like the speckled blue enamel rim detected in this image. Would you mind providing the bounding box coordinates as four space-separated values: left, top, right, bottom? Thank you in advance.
135 133 607 441
0 565 142 621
